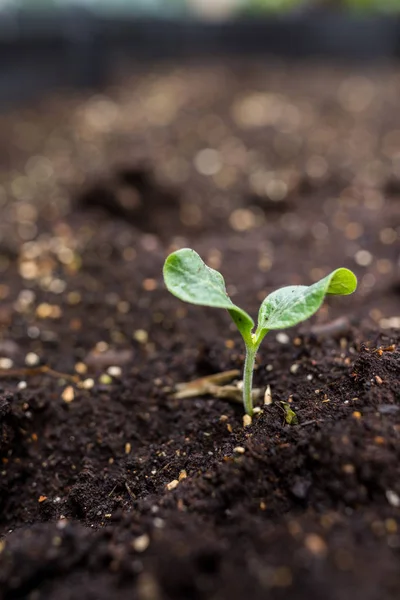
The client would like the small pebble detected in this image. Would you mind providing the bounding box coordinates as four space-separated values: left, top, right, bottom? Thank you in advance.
304 534 327 557
166 479 179 491
276 332 289 344
0 357 13 369
99 374 112 385
243 414 252 427
107 365 122 378
307 374 313 381
290 364 299 374
17 381 27 390
233 446 245 454
386 490 400 508
375 375 383 385
142 279 157 292
179 470 187 481
153 517 165 529
266 364 273 372
80 378 94 390
61 386 74 403
25 352 40 366
342 464 355 474
75 362 87 375
379 317 400 329
95 341 109 353
132 534 150 553
194 148 221 176
133 329 148 344
264 385 272 405
125 443 131 455
355 249 373 266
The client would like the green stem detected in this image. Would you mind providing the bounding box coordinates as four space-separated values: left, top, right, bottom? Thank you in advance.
243 343 257 416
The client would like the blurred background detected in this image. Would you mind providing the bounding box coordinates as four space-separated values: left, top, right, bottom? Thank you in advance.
0 0 399 336
0 0 399 108
1 1 400 16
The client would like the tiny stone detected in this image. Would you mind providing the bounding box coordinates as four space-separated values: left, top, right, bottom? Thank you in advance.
266 364 273 371
290 364 299 374
179 470 187 481
61 386 74 403
107 365 122 378
67 291 81 305
253 407 262 414
194 148 221 176
75 362 87 375
375 375 383 385
166 479 179 491
27 326 40 339
80 378 94 390
306 374 313 381
342 464 355 474
243 414 252 427
133 329 148 344
99 374 112 385
142 278 157 291
95 341 109 353
379 317 400 329
276 332 289 344
25 352 40 366
304 533 327 557
56 518 68 529
233 446 245 454
153 517 165 529
291 479 311 499
0 357 13 369
264 385 272 405
17 381 27 390
125 443 131 455
355 249 373 266
386 490 400 508
48 278 66 294
132 534 150 553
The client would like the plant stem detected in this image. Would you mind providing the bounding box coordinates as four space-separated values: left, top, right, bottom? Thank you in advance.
243 343 257 416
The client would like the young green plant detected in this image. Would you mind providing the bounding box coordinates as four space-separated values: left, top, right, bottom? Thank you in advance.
163 249 357 416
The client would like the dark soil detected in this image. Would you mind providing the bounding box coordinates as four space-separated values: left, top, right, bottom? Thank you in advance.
0 60 399 600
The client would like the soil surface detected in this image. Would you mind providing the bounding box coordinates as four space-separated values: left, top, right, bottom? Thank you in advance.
0 60 399 600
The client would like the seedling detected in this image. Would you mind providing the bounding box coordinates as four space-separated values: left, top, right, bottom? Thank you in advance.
163 248 357 416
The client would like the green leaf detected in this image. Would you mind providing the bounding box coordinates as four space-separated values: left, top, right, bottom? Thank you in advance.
281 402 298 426
163 248 254 339
256 268 357 336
